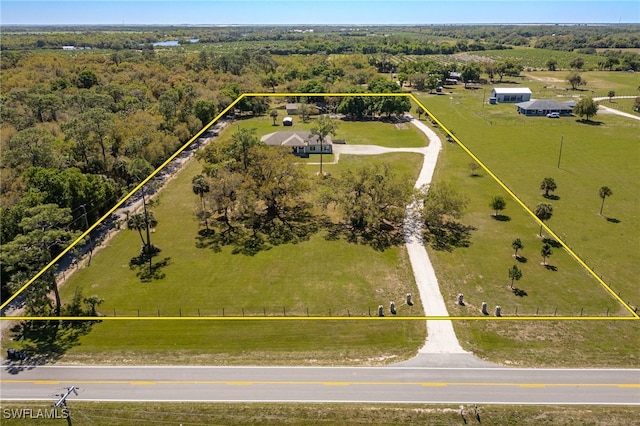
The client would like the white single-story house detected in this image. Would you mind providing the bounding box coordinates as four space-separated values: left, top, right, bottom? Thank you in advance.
261 131 333 157
62 45 76 50
516 99 576 116
490 87 532 103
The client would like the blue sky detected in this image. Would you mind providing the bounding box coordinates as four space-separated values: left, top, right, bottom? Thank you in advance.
2 1 639 25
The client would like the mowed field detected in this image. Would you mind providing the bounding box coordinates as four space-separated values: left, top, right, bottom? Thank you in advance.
413 71 639 366
8 81 639 367
50 119 427 365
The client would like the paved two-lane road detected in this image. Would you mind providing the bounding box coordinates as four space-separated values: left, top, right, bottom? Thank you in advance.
1 366 638 405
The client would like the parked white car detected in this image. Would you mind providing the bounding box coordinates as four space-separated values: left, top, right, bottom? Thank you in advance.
546 112 560 118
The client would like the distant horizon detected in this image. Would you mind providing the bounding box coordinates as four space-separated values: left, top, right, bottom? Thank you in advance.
2 1 639 26
2 22 637 27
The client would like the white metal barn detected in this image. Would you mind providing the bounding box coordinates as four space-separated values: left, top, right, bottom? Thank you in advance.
490 87 532 103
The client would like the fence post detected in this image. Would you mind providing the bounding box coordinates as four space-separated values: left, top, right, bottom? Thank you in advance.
137 309 140 317
307 307 309 317
242 308 244 317
606 307 609 317
329 309 331 317
368 306 371 317
222 307 225 317
198 309 201 317
113 309 116 317
554 308 557 316
179 308 182 317
347 309 350 317
283 306 286 317
580 307 583 317
157 309 160 317
264 307 266 317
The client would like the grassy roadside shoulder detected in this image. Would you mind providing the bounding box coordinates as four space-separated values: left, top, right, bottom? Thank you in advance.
1 402 639 425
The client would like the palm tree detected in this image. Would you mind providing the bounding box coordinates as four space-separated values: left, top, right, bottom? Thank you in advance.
540 243 552 265
534 203 553 237
598 186 613 216
508 265 522 289
540 177 557 198
415 106 425 120
127 213 148 247
512 238 523 258
310 115 338 176
127 211 157 253
269 109 278 125
192 174 210 210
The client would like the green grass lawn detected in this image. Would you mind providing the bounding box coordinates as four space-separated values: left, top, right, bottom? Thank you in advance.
1 402 639 426
521 70 640 97
418 86 639 300
46 122 427 365
412 73 640 366
230 111 429 148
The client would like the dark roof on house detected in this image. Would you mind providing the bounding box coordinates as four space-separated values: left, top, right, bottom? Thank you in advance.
261 131 332 147
516 99 576 110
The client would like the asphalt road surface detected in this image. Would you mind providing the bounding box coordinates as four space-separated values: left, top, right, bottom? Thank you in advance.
1 366 638 405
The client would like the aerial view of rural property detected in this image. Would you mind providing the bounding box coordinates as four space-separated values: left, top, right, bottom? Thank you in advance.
0 0 638 424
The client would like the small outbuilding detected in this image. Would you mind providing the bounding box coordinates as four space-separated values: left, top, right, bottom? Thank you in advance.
490 87 532 103
282 116 293 126
286 103 299 115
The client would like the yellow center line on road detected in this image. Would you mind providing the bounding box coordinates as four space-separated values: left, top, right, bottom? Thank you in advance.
2 380 638 388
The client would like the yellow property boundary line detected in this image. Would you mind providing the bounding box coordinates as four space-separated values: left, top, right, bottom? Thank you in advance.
1 92 636 321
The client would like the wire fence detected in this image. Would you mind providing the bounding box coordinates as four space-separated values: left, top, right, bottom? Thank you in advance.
97 303 634 318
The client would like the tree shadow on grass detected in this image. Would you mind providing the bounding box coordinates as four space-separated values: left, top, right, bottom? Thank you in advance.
544 264 558 271
491 214 511 222
424 221 476 252
543 194 560 201
512 287 528 297
606 217 621 224
129 247 171 282
4 319 99 374
516 256 528 263
542 238 562 248
323 220 405 252
196 210 321 256
576 119 603 126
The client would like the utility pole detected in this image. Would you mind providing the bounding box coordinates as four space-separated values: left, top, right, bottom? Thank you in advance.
80 204 93 266
54 386 78 426
557 136 564 168
142 187 152 275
